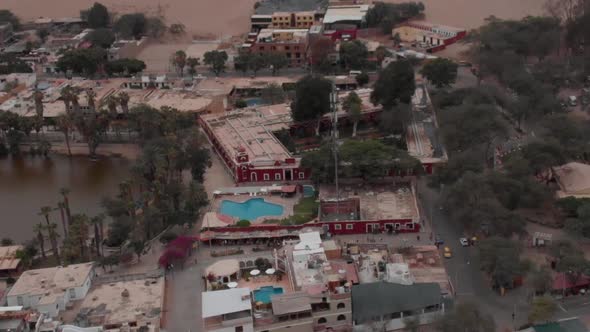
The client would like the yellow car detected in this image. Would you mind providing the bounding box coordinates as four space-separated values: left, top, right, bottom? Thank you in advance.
443 246 452 258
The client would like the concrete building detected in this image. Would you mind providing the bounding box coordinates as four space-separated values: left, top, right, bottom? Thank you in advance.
0 23 14 47
251 15 273 31
73 276 164 331
201 231 355 332
199 106 310 184
252 29 309 67
107 37 148 61
6 263 95 318
271 12 315 29
0 245 24 278
202 287 254 332
322 5 369 30
553 162 590 198
351 282 444 331
393 21 467 52
318 182 421 235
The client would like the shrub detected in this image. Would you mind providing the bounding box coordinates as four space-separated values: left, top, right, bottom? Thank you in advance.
236 219 251 227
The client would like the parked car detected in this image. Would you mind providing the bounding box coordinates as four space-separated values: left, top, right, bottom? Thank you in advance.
435 236 444 246
443 246 452 258
569 95 578 107
460 238 469 247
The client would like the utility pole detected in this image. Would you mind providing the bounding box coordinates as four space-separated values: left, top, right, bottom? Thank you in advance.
331 84 339 219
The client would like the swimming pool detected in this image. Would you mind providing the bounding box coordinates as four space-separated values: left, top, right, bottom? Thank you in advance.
220 198 284 221
302 185 315 198
246 97 264 106
253 286 284 304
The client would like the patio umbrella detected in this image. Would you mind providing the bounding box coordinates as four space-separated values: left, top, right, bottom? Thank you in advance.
265 268 276 275
227 282 238 288
250 269 261 276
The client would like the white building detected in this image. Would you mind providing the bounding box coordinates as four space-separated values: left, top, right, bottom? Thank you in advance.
6 263 95 318
202 288 254 332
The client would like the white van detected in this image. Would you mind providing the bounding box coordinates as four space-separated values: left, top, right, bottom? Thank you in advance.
569 96 578 106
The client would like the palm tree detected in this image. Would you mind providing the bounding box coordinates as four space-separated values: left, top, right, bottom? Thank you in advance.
343 92 362 137
86 89 97 111
33 90 44 118
102 94 119 116
56 202 68 239
56 114 73 156
38 206 60 263
60 188 72 226
118 92 130 114
33 223 46 259
90 214 105 257
70 88 81 114
60 86 73 114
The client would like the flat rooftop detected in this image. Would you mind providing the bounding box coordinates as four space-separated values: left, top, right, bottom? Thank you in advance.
256 29 309 43
202 287 252 318
320 183 419 222
0 245 23 271
8 263 94 297
200 107 296 167
323 5 370 24
78 277 163 326
397 246 452 295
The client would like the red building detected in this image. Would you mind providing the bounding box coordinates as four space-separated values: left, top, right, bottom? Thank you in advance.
318 182 421 235
199 106 310 184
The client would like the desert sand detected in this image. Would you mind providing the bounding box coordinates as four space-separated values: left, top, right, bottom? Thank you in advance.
3 0 257 37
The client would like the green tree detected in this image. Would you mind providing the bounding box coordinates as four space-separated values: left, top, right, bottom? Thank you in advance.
342 92 362 137
130 240 145 262
528 296 556 324
355 72 369 86
0 10 20 30
85 28 115 48
85 2 110 29
267 53 289 75
248 53 268 77
260 83 286 105
56 48 107 77
529 266 552 295
37 29 50 43
421 58 458 88
15 241 38 268
90 214 105 257
234 51 253 75
114 13 147 39
479 237 522 289
371 60 415 109
33 223 46 259
1 238 14 246
169 23 186 35
72 110 111 159
434 303 495 332
56 114 73 156
340 40 368 70
38 206 60 264
203 50 228 76
290 75 332 136
105 58 146 76
146 17 166 38
186 57 200 77
63 214 90 262
171 50 187 76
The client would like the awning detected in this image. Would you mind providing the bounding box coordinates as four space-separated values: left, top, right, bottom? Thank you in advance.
281 185 297 193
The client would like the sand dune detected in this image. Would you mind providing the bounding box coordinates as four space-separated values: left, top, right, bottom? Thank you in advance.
385 0 545 29
3 0 257 37
3 0 545 36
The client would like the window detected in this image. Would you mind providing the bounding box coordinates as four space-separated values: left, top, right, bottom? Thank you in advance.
263 173 270 181
337 303 346 309
298 172 305 179
286 53 291 58
295 53 301 58
406 223 414 230
275 173 282 180
334 224 342 230
337 314 346 321
346 224 353 230
285 46 290 50
235 327 244 332
17 296 23 306
69 288 76 298
318 317 327 324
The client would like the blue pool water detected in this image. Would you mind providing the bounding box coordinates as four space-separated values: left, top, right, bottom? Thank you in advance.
253 286 284 304
220 198 284 221
303 185 315 198
246 97 264 106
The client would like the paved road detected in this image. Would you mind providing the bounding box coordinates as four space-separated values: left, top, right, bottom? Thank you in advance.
417 179 531 331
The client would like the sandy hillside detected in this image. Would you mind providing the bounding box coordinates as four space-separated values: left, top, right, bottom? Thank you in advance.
3 0 257 37
384 0 546 29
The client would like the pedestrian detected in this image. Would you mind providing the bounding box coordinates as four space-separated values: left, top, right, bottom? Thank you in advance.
417 235 420 241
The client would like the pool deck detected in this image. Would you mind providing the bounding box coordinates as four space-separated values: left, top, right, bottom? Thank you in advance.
236 275 293 295
212 193 299 224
